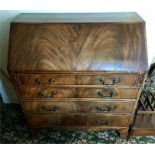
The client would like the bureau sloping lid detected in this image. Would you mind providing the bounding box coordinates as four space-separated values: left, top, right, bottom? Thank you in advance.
8 13 148 72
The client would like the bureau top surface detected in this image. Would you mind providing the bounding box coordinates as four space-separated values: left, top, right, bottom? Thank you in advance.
13 12 144 23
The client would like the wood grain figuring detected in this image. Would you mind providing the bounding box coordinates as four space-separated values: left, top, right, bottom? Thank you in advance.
77 74 138 85
23 101 135 114
8 23 148 72
19 87 139 99
27 114 131 128
19 87 76 98
78 88 139 99
17 73 139 86
17 74 76 85
8 13 149 138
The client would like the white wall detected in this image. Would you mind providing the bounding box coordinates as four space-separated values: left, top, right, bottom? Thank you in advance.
0 0 155 103
0 11 20 103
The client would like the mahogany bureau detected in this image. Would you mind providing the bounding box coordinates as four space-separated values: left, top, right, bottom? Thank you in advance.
8 12 148 139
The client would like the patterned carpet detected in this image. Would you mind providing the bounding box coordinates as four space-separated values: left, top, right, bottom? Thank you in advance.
1 104 155 144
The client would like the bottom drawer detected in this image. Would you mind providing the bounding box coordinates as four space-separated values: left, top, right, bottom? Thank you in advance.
27 114 131 128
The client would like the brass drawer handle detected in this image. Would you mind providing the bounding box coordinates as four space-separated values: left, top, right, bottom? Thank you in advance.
74 25 81 32
96 120 110 126
48 79 55 85
38 91 45 97
38 91 57 98
96 105 113 112
98 91 116 98
42 105 59 112
35 78 41 85
113 78 119 85
99 78 120 85
51 91 57 97
35 78 55 85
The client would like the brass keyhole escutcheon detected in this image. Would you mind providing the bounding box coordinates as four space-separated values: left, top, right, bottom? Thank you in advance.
74 25 81 32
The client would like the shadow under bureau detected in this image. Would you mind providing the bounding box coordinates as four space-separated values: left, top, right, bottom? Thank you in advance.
8 12 148 139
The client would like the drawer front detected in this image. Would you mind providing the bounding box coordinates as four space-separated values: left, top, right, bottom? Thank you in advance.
17 73 141 86
17 74 76 85
27 114 130 128
78 88 139 99
77 74 138 86
19 87 139 99
19 87 76 98
23 101 135 114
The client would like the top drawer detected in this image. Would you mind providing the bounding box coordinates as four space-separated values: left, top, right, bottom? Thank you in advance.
17 73 141 86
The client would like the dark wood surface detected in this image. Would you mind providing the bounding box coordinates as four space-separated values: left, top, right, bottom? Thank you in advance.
17 73 139 86
19 86 139 99
8 23 148 72
76 74 139 86
8 13 149 139
17 74 76 85
23 100 135 115
27 114 131 128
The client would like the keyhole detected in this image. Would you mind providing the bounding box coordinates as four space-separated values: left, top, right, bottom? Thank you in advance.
74 25 81 32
